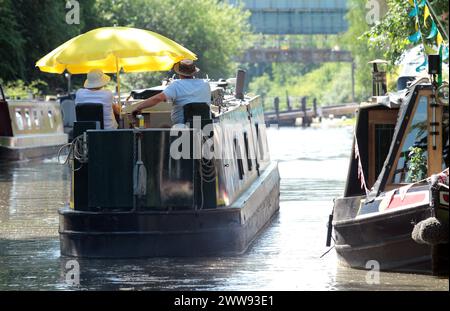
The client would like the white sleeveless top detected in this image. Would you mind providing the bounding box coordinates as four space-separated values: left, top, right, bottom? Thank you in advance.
75 89 118 129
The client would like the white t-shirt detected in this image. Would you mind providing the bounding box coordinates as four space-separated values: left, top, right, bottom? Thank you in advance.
163 79 211 124
75 89 118 129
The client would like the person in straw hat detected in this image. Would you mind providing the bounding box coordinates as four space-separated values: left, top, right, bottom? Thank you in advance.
75 69 120 130
131 59 211 125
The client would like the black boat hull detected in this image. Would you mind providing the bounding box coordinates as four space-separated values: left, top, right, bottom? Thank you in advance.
59 162 280 258
333 197 448 275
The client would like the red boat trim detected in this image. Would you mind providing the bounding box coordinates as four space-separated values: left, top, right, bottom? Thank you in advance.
386 191 429 211
440 192 449 207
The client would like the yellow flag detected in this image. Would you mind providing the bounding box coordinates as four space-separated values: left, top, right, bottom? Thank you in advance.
409 0 414 6
437 32 443 47
424 6 430 27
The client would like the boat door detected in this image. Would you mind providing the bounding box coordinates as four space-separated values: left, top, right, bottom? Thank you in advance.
367 108 398 187
0 84 13 137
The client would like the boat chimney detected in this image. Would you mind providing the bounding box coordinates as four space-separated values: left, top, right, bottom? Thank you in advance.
369 60 388 97
235 69 246 100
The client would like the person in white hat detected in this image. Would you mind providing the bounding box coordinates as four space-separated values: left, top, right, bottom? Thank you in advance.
131 59 211 125
75 69 120 129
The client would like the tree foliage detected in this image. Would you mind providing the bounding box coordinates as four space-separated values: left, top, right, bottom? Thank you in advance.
407 146 427 182
0 0 26 81
364 0 449 62
249 63 354 110
342 0 383 100
0 0 251 93
0 0 99 92
95 0 252 81
343 0 448 100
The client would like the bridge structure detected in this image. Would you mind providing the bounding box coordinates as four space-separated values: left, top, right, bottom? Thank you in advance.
240 48 352 64
228 0 355 101
228 0 348 35
228 0 352 64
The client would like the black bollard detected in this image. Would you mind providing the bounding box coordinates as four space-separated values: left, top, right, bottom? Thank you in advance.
286 90 292 111
274 97 280 124
313 98 318 118
301 97 309 127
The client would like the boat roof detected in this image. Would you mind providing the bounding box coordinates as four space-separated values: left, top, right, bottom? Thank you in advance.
360 77 432 111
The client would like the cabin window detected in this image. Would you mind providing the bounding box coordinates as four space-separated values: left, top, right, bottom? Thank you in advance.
24 110 32 128
392 96 428 183
48 110 54 128
234 137 244 180
15 110 24 130
255 123 265 160
243 132 252 171
33 110 40 128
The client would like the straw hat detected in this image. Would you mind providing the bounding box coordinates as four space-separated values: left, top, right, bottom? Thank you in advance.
173 59 200 77
84 69 111 89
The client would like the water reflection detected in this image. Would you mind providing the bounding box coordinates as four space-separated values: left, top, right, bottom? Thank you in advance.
0 158 70 239
0 127 448 290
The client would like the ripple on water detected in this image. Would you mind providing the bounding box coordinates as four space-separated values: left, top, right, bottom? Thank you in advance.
0 128 448 290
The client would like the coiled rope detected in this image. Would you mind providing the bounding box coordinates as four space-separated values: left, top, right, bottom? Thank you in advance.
57 134 89 171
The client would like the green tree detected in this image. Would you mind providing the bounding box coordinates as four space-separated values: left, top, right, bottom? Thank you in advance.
248 73 271 101
365 0 448 62
0 0 25 81
96 0 252 81
342 0 383 101
11 0 83 90
249 62 354 110
343 0 448 101
1 0 251 94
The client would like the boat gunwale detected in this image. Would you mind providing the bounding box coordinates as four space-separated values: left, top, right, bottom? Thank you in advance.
58 205 244 216
333 203 430 227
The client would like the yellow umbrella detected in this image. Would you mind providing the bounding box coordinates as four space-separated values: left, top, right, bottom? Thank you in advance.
36 26 197 102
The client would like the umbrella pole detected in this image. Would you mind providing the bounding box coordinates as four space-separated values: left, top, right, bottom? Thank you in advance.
116 57 121 106
116 57 123 127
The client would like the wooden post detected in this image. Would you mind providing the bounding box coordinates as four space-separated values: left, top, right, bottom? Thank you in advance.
274 97 280 124
351 61 356 102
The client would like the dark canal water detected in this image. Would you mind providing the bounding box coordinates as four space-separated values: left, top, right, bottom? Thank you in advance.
0 127 448 290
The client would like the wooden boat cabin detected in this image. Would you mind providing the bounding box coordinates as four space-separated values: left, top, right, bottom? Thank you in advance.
0 84 68 161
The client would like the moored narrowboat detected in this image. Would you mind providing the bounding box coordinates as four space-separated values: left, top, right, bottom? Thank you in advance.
0 84 68 162
329 57 449 275
58 73 281 257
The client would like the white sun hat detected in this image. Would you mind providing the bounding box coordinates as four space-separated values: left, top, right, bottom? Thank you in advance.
84 69 111 89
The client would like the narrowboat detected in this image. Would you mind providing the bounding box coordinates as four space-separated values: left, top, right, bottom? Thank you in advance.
58 71 281 257
0 84 68 162
329 57 449 275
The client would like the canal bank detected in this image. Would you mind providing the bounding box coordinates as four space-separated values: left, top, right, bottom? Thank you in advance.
0 127 448 290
